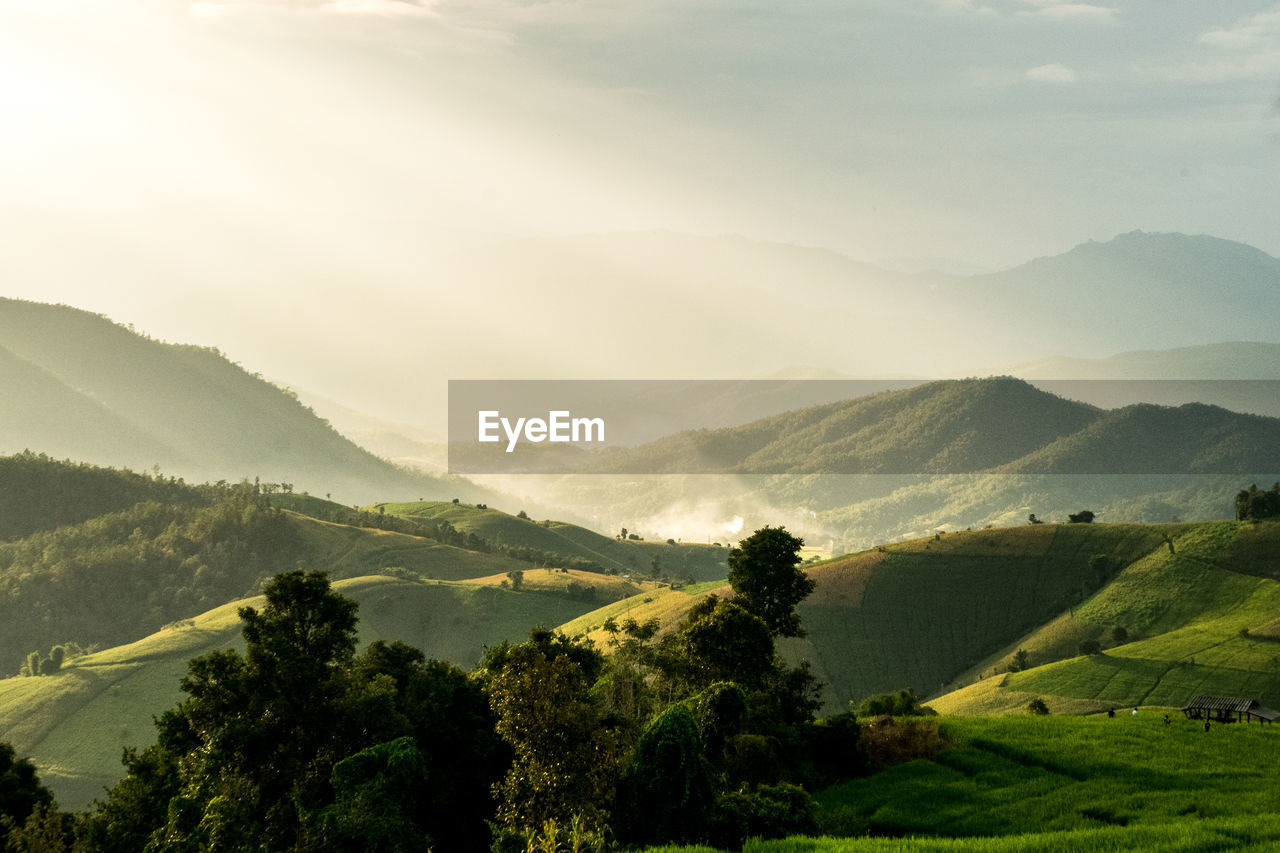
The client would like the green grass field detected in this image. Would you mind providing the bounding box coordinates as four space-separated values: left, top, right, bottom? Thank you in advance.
0 575 608 810
286 510 531 580
374 500 728 580
934 520 1280 714
646 714 1280 851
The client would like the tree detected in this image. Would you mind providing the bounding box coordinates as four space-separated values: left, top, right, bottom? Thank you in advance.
852 688 936 717
726 526 815 638
1028 513 1043 525
615 705 715 846
90 572 504 852
1009 649 1031 673
1068 510 1096 524
678 598 776 691
0 742 54 850
1236 483 1280 521
506 569 524 591
484 629 619 836
1079 639 1102 656
1112 626 1129 646
1027 698 1050 715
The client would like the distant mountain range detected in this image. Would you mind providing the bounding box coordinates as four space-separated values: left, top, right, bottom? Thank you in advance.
409 229 1280 387
581 377 1280 475
0 298 484 504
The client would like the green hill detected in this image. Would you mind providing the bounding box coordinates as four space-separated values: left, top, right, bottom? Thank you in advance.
0 465 528 678
0 451 203 540
591 377 1280 476
375 501 729 581
563 520 1280 717
931 521 1280 715
0 573 624 810
0 298 488 504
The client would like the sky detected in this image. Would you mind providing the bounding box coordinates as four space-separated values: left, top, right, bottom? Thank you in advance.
0 0 1277 420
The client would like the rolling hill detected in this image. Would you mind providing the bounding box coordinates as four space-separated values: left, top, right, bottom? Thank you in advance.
932 521 1280 716
0 456 708 682
13 515 1280 815
559 518 1280 716
375 500 729 581
587 377 1280 476
0 572 641 810
0 298 487 504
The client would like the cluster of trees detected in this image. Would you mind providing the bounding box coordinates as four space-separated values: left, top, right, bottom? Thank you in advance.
18 644 92 677
0 484 298 675
285 500 616 575
1 526 871 852
1236 483 1280 521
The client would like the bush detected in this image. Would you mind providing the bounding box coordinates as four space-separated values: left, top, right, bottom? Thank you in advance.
858 715 947 770
1028 697 1050 715
707 783 817 851
853 688 937 718
1079 639 1103 656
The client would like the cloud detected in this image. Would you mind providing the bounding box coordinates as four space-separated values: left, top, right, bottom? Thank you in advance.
1200 7 1280 50
934 0 1115 22
187 0 435 16
1149 6 1280 83
1032 4 1115 23
1025 63 1078 83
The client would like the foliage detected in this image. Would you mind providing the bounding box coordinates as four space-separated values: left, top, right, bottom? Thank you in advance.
853 688 936 718
677 598 776 691
0 483 298 674
484 628 619 836
85 571 503 852
615 706 715 846
857 716 947 770
1026 697 1050 715
726 527 814 638
706 783 817 850
1236 482 1280 521
0 743 53 850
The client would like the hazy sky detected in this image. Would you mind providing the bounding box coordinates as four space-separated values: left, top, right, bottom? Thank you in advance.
1 0 1277 419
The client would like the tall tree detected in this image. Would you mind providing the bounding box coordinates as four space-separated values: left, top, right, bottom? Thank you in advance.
726 526 815 637
483 629 620 836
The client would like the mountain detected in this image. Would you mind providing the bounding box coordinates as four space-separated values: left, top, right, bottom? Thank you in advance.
0 298 486 504
1010 341 1280 380
950 231 1280 359
583 377 1280 475
359 230 1280 396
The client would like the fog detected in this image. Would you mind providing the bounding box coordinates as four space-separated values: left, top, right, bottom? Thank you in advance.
1 0 1277 424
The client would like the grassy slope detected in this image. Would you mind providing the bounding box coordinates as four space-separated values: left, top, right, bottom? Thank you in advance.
558 523 1224 713
0 574 620 810
933 520 1280 714
648 714 1280 851
376 501 729 581
788 524 1174 712
287 511 531 581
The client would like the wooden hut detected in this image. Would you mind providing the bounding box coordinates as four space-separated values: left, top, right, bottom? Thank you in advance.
1181 695 1280 724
